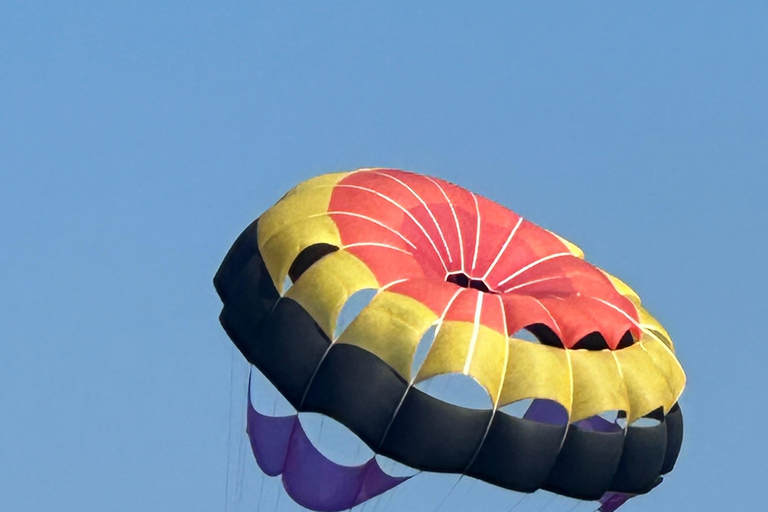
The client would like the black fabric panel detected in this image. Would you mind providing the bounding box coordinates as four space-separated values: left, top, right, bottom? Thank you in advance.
301 344 408 450
214 219 280 345
468 413 566 492
543 426 625 500
378 389 492 473
229 297 330 408
610 423 667 493
213 218 262 301
661 403 684 474
217 261 281 356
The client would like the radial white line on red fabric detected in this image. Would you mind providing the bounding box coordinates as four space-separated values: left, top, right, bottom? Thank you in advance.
463 292 484 375
373 172 452 263
335 184 448 271
323 211 417 248
530 296 562 334
379 278 411 292
502 275 567 294
342 243 414 256
470 193 481 272
482 217 524 281
496 252 572 287
591 297 638 326
425 176 465 271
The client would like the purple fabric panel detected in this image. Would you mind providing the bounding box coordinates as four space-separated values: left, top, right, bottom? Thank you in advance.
355 460 410 504
246 401 297 477
598 491 634 512
523 399 568 425
574 415 622 433
282 421 409 511
246 378 408 511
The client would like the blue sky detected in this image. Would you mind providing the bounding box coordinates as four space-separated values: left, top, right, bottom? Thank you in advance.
2 2 766 511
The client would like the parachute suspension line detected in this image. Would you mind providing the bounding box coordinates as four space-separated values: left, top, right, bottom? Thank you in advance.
223 345 237 512
373 473 408 512
234 409 247 503
433 475 464 512
234 366 248 506
536 493 557 512
505 492 530 512
274 484 281 511
244 364 267 512
565 500 584 512
256 475 265 512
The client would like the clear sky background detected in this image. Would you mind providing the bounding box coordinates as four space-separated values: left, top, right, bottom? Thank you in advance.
2 2 766 511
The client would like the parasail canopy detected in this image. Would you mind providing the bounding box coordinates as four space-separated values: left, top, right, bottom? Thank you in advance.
214 168 685 511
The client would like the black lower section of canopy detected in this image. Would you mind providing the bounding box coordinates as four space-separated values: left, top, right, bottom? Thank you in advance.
214 219 684 500
469 410 566 492
302 343 408 450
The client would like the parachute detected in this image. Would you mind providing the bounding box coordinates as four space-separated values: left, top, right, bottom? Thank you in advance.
214 169 685 512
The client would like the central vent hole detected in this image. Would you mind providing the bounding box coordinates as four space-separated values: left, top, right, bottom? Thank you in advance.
446 272 497 294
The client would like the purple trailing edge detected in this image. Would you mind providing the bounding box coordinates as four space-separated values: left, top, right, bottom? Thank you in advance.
246 391 410 511
598 491 635 512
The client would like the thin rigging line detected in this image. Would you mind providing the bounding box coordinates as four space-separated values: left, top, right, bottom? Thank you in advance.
537 493 557 511
433 475 463 512
505 492 530 512
223 347 236 512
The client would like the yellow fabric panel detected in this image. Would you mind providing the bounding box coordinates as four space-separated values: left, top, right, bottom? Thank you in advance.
416 321 471 381
415 321 507 402
257 172 349 291
637 305 675 351
546 230 585 259
641 338 686 408
259 216 341 293
466 325 508 402
336 291 438 379
499 339 572 414
601 271 642 306
283 250 378 337
569 349 630 422
614 344 675 423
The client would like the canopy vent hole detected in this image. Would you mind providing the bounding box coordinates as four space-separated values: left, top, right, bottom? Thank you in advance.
375 454 419 478
573 410 626 432
288 243 339 283
411 324 438 379
630 407 664 428
446 272 497 294
298 412 374 466
249 367 297 417
415 373 493 410
499 399 568 426
524 324 565 349
511 328 541 344
334 289 378 339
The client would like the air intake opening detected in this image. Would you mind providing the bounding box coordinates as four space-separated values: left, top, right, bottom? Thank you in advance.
446 272 497 294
